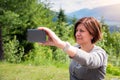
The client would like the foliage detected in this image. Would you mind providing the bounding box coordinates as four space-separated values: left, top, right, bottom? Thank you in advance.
97 23 120 66
0 0 120 69
48 22 74 64
57 8 67 24
1 0 37 55
0 0 55 61
111 32 120 57
24 43 53 65
3 36 24 63
0 0 120 79
24 22 74 65
53 48 69 63
107 63 120 76
25 42 70 66
1 10 22 41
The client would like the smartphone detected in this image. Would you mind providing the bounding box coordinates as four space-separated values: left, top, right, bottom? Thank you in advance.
27 29 46 42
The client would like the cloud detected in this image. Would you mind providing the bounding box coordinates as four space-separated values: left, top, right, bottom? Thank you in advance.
49 0 120 13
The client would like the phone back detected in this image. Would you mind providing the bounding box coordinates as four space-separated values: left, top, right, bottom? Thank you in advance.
27 29 46 42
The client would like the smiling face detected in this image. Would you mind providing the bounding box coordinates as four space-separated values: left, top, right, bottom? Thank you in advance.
74 17 102 44
75 24 93 45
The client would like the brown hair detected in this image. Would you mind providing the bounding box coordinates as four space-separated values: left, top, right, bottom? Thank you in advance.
74 17 102 44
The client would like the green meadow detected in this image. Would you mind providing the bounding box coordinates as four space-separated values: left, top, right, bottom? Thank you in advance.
0 62 120 80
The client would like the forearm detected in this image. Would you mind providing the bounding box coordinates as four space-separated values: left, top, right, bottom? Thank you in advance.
57 41 77 58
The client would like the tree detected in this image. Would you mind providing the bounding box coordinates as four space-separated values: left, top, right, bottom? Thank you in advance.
0 23 4 60
57 8 66 24
0 7 4 60
0 0 36 54
0 0 55 61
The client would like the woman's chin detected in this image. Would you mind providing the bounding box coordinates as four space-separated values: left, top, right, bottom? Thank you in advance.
76 41 82 45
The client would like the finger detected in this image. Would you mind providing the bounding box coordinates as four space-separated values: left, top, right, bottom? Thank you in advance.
38 27 51 36
37 27 45 30
39 28 56 42
38 42 46 46
38 27 49 32
39 41 50 46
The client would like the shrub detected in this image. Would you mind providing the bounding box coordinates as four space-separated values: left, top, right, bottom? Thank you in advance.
25 43 53 65
107 63 120 76
3 36 24 63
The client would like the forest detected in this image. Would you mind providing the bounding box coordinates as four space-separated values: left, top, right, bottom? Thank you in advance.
0 0 120 80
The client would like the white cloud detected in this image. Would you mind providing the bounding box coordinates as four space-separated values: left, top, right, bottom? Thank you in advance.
49 0 120 13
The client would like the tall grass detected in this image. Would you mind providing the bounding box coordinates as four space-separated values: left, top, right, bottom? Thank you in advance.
0 62 120 80
0 62 69 80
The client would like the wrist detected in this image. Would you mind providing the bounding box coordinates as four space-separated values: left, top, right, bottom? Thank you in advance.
63 42 71 52
57 41 66 49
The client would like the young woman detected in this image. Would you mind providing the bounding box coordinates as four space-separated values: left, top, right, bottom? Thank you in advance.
38 17 108 80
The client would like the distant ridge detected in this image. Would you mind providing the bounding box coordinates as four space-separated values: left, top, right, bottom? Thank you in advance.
67 3 120 25
66 4 120 32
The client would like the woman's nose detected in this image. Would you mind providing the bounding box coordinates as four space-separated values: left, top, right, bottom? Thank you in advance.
76 31 81 36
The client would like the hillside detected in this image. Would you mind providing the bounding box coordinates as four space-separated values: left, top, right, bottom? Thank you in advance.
66 4 120 32
67 3 120 25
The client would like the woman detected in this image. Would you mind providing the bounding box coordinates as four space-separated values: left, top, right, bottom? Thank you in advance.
38 17 108 80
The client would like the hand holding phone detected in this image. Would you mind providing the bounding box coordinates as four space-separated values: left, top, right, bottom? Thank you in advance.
27 29 46 42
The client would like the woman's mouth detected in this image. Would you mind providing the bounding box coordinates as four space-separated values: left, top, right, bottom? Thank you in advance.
76 37 82 40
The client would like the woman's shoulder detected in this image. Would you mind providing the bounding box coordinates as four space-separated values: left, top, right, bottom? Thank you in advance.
92 45 108 57
93 45 105 52
74 44 105 52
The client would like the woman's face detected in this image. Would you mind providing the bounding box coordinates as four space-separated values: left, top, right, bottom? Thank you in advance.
75 24 93 45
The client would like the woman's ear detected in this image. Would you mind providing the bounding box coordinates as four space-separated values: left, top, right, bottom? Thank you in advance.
91 35 94 43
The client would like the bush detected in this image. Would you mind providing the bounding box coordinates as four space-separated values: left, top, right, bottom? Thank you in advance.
25 43 53 65
54 48 70 64
107 63 120 76
24 43 71 66
3 36 24 63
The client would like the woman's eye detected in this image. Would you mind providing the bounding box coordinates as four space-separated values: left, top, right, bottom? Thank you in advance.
76 29 85 32
80 30 84 32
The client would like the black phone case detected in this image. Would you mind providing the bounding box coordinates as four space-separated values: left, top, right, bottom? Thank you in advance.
27 29 46 42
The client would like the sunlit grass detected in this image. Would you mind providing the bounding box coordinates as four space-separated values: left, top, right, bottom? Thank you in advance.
0 62 120 80
0 62 69 80
105 74 120 80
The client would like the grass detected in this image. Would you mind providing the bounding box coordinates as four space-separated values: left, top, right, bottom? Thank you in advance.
0 62 120 80
105 74 120 80
0 62 69 80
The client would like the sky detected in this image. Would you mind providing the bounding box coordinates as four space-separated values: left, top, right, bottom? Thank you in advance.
47 0 120 13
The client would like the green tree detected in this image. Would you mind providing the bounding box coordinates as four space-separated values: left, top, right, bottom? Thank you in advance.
0 8 4 60
0 23 4 60
0 0 55 61
0 0 37 54
57 8 66 24
97 17 120 66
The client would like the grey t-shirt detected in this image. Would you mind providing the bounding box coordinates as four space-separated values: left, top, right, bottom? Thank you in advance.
69 45 108 80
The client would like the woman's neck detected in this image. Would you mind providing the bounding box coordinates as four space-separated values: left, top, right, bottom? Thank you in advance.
80 43 94 52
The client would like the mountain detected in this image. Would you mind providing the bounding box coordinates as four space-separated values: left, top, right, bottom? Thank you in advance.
67 3 120 25
109 25 120 32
